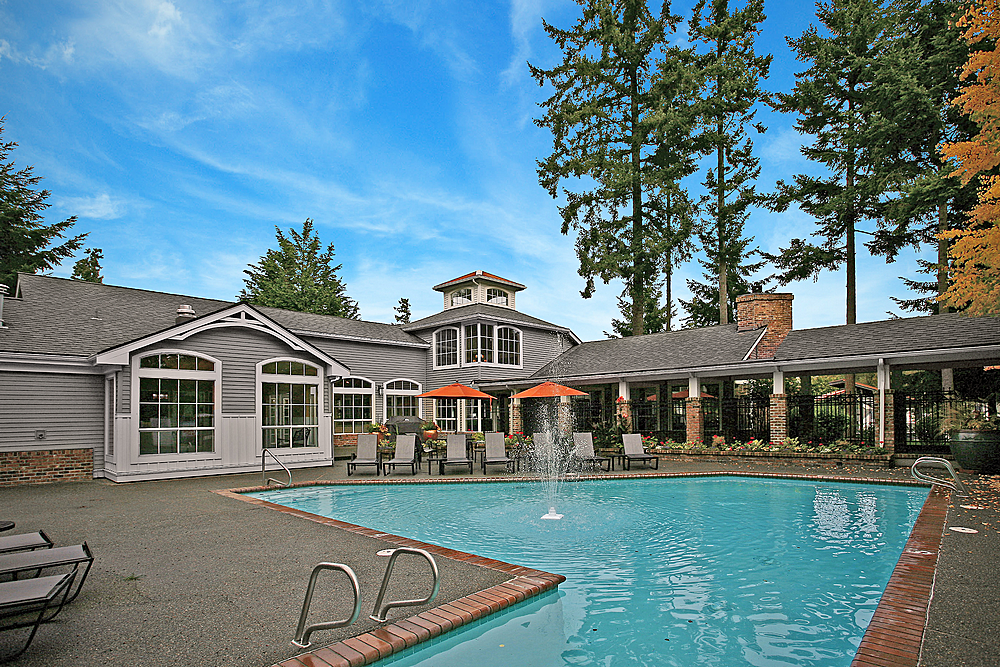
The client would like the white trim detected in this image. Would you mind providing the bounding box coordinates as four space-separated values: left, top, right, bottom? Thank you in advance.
411 313 582 345
288 329 430 348
742 328 769 361
93 303 351 376
433 327 461 370
256 357 328 453
330 375 376 434
132 349 223 461
0 352 119 374
382 378 422 420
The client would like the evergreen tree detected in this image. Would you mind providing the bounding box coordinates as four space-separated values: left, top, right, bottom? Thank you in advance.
531 0 698 335
765 0 907 330
239 219 359 318
681 248 766 327
940 0 1000 315
71 248 104 283
394 297 412 324
872 0 977 315
689 0 771 325
605 277 674 337
0 118 86 289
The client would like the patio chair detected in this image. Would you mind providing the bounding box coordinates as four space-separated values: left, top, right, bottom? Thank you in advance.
0 531 53 555
0 571 76 661
440 434 473 475
572 433 611 472
0 543 94 604
382 434 418 476
622 434 659 470
347 434 380 476
482 432 516 475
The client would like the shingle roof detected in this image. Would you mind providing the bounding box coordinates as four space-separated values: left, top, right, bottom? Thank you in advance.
531 324 765 380
432 271 525 292
0 274 426 357
775 312 1000 361
403 302 574 335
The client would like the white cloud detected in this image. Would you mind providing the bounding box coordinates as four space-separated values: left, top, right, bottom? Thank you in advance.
759 126 807 166
57 193 129 220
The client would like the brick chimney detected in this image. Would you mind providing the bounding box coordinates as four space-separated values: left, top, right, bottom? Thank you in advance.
175 305 196 325
736 293 793 359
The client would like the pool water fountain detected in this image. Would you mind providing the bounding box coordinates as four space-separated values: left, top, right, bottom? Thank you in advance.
521 398 574 520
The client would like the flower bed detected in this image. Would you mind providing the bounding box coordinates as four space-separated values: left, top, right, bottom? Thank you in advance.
619 435 894 466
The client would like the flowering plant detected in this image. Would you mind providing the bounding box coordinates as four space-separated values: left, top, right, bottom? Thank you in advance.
366 422 390 436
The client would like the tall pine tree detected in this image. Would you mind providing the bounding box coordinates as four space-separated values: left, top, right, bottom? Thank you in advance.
0 118 86 289
239 219 359 318
687 0 771 326
531 0 697 335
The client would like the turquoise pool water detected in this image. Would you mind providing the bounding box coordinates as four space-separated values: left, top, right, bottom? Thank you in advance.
249 477 928 667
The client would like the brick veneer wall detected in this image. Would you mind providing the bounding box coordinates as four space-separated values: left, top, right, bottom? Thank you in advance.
736 293 794 359
0 448 92 486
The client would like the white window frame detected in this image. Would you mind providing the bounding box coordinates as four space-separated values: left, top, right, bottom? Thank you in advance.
133 349 221 461
435 398 458 432
486 288 508 306
257 357 325 451
434 327 460 369
450 288 473 306
331 375 376 434
496 326 523 368
383 378 422 419
464 322 495 365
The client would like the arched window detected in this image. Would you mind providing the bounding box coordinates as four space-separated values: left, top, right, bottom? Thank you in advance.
497 327 521 366
138 352 218 455
332 377 374 434
384 379 421 419
261 359 322 449
434 328 459 368
450 288 472 306
486 288 508 306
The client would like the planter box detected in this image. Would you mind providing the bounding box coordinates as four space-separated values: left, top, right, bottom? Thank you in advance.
949 430 1000 474
648 448 894 467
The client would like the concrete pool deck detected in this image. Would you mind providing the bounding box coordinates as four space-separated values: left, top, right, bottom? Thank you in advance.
0 458 996 667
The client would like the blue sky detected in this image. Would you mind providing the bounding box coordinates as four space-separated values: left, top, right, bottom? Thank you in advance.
1 0 935 342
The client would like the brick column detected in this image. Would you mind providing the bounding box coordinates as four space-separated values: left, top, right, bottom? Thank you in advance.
685 398 704 446
556 396 573 441
880 392 895 452
510 398 522 435
769 394 788 445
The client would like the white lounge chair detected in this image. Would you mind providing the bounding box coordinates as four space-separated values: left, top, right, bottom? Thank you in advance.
572 432 611 472
383 434 418 476
482 432 516 474
622 433 659 470
440 434 473 474
347 434 380 476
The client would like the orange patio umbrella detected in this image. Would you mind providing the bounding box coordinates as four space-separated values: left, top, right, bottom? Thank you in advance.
417 382 494 400
510 381 588 399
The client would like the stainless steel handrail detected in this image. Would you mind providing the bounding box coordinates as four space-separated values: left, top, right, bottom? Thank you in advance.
292 563 362 649
911 456 970 497
370 547 440 622
262 448 291 487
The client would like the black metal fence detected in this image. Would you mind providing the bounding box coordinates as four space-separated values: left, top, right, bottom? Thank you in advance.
787 393 876 446
893 391 980 456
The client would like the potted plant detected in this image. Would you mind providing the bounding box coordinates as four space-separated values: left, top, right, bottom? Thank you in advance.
940 403 1000 473
420 419 439 442
367 422 390 444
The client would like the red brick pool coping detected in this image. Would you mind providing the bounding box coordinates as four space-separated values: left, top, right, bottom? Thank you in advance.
217 472 948 667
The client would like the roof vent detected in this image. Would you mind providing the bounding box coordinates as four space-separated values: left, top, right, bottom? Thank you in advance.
175 304 196 325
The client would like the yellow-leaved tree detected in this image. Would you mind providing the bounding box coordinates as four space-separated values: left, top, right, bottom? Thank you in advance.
940 0 1000 315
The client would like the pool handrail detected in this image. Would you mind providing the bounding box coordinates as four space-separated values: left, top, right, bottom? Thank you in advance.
370 547 440 622
262 448 291 488
911 456 970 497
292 562 362 649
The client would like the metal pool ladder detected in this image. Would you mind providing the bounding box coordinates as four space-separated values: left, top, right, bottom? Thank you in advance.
262 448 291 487
292 563 362 648
290 548 440 648
370 547 440 622
911 456 970 497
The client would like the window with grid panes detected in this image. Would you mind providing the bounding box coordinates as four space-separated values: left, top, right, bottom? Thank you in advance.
261 360 321 448
496 327 521 366
332 377 374 433
138 353 216 455
434 328 459 367
464 323 494 364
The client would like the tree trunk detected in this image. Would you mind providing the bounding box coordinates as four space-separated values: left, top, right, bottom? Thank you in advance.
938 200 954 392
630 66 644 337
716 22 728 326
844 91 857 395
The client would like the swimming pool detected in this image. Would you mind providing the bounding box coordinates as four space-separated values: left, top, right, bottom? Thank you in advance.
249 477 928 667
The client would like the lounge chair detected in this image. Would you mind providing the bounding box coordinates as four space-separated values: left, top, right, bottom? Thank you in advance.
440 434 473 475
0 531 53 555
572 432 611 472
0 572 76 660
0 543 94 604
347 434 380 476
482 432 516 474
382 434 418 476
622 433 659 470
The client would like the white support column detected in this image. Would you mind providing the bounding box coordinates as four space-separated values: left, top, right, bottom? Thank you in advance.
688 375 700 398
877 358 890 447
772 369 784 393
618 379 630 402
